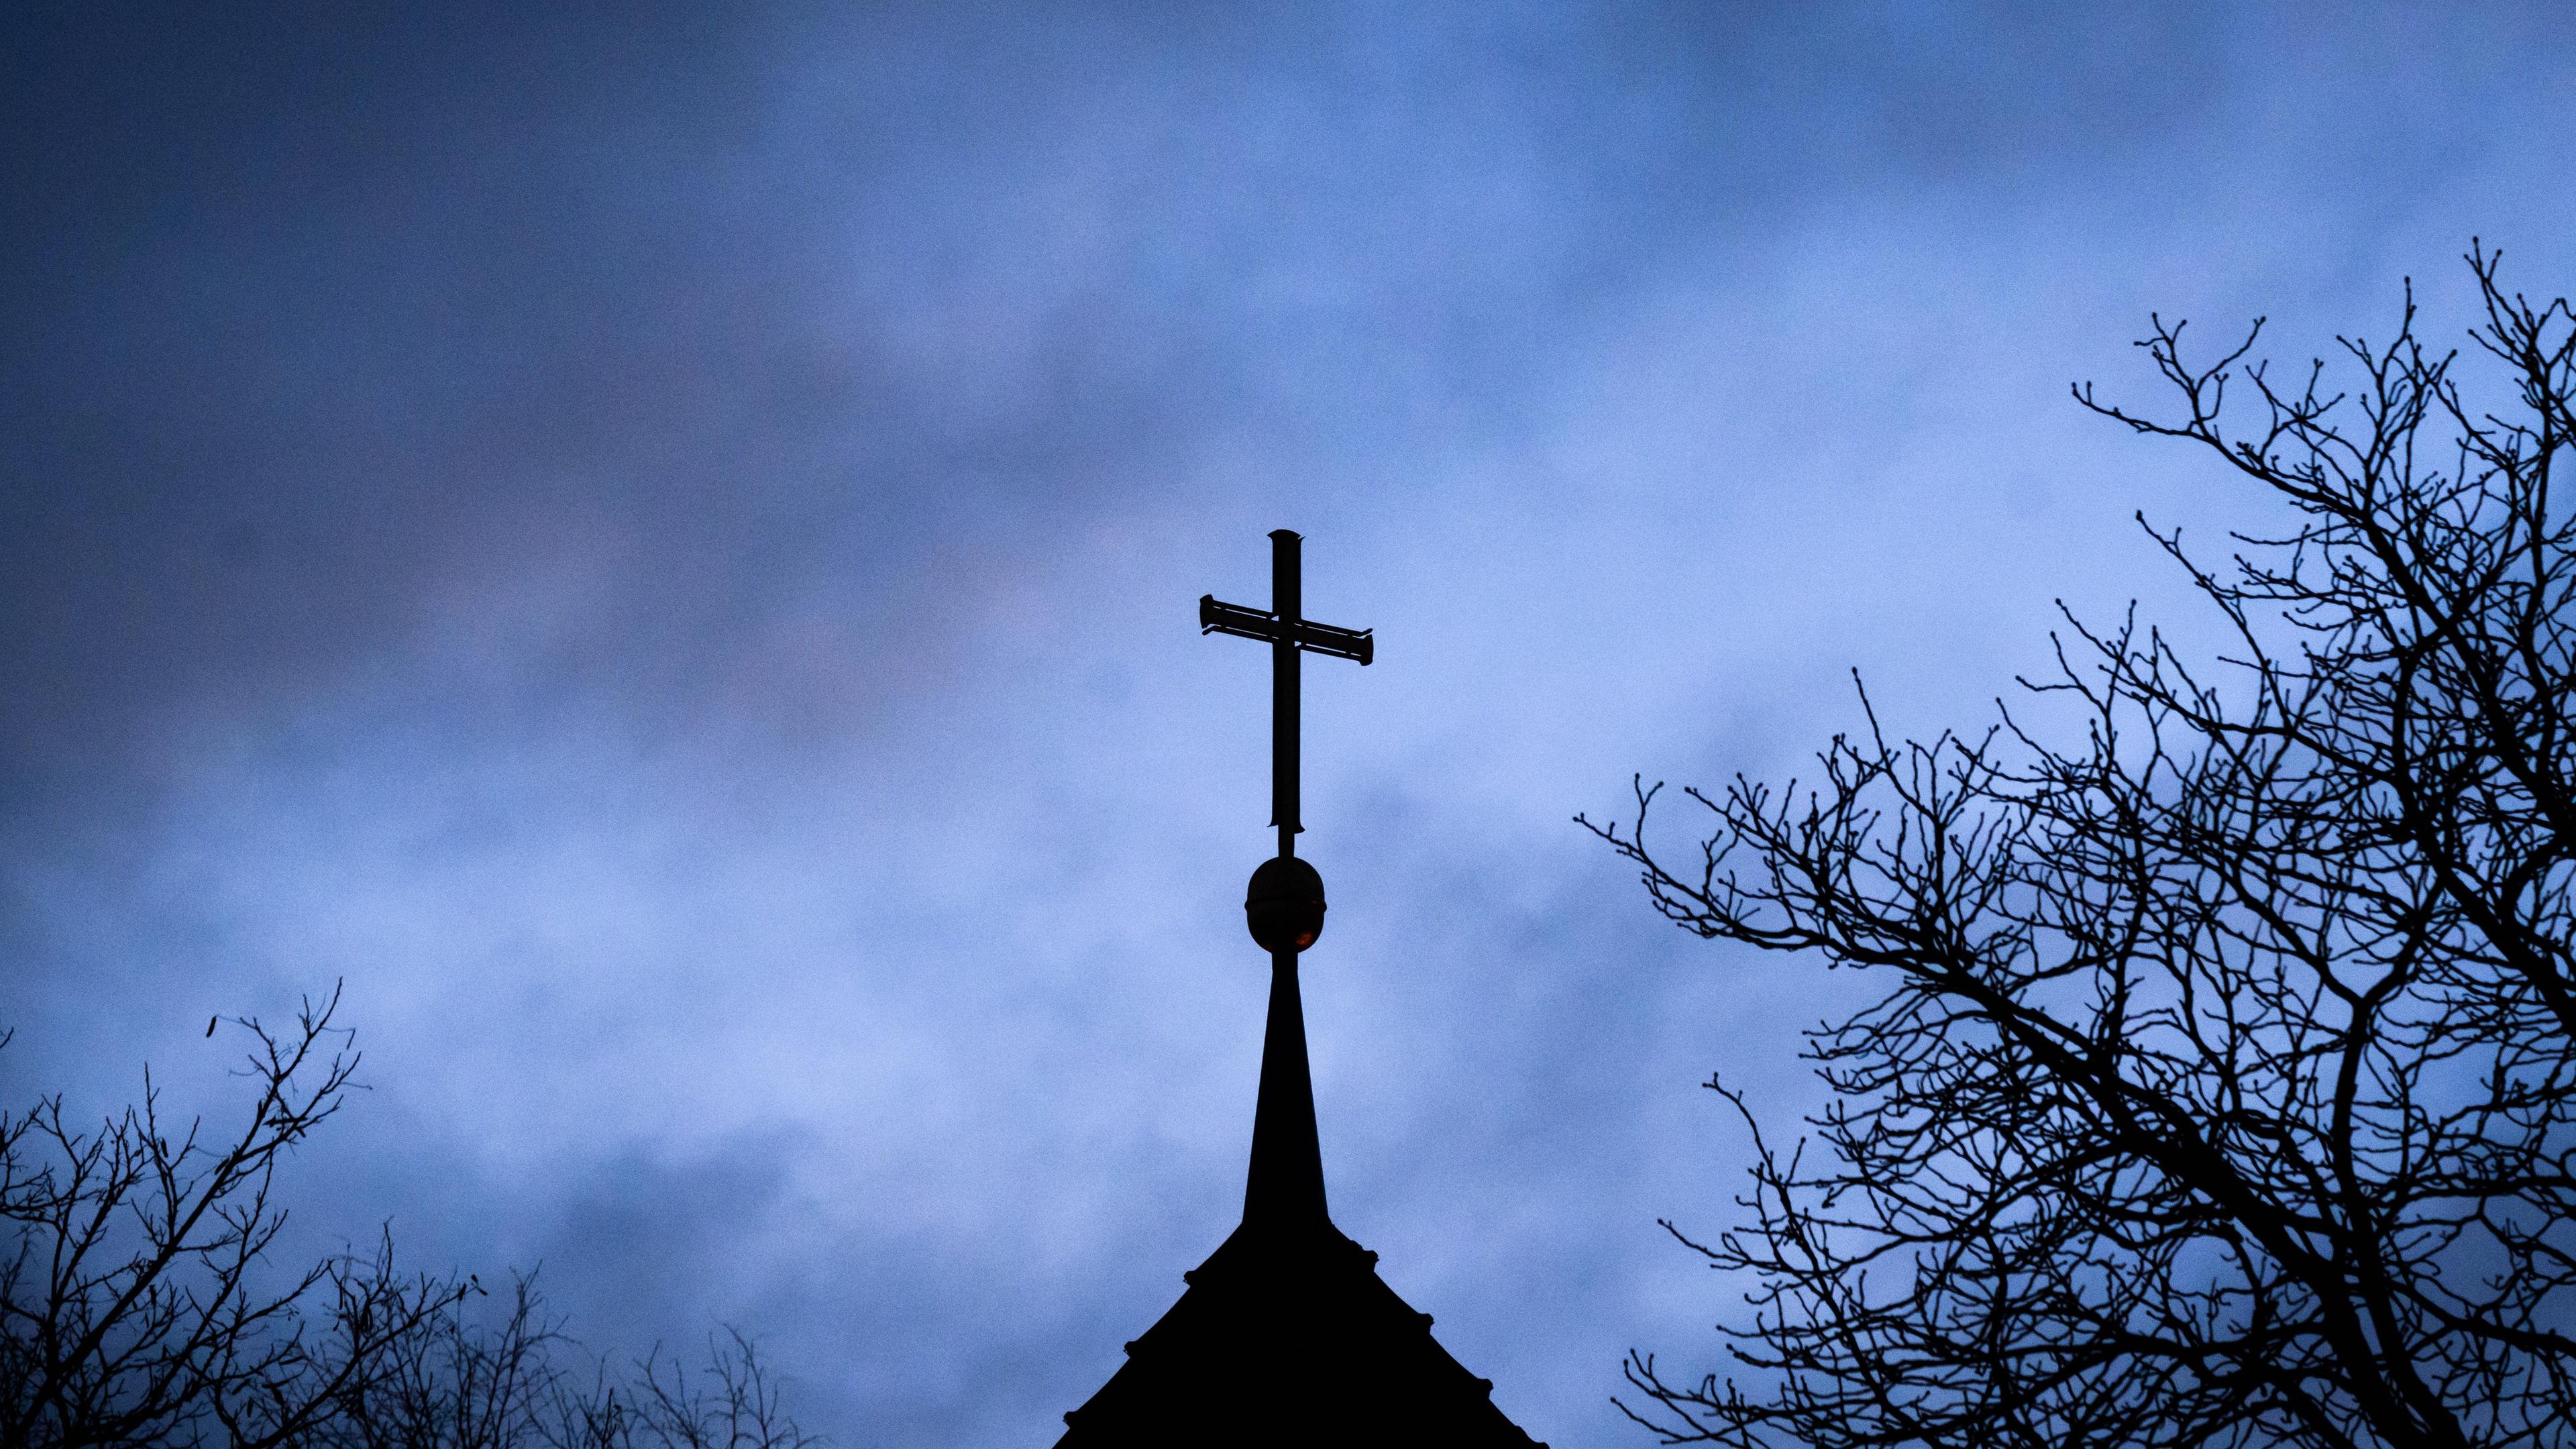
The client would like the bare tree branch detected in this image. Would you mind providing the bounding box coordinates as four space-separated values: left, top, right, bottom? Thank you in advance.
1584 248 2576 1449
1 994 824 1449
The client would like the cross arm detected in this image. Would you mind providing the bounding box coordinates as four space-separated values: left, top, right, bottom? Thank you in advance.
1198 594 1375 665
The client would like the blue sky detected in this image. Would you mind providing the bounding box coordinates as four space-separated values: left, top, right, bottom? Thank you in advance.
6 4 2575 1444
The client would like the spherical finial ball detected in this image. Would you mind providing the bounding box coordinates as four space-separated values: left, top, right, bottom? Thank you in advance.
1244 856 1327 953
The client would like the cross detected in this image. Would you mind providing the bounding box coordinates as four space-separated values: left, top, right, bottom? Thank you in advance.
1199 529 1374 861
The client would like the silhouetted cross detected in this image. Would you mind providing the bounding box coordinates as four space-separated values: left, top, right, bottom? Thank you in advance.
1199 529 1373 860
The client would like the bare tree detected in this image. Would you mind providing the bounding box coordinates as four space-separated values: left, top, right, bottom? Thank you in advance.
1585 246 2576 1448
0 989 462 1448
321 1273 822 1449
591 1328 822 1449
320 1271 566 1449
2 993 824 1449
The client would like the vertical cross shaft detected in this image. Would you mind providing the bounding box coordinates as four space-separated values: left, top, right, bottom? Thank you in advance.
1256 531 1316 1226
1271 529 1301 860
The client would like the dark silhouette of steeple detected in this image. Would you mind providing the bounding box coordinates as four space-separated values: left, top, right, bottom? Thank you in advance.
1055 533 1542 1447
1242 947 1328 1228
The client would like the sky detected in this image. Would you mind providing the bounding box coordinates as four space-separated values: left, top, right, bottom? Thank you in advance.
5 3 2575 1445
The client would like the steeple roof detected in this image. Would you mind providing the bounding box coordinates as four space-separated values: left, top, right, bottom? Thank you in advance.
1054 958 1544 1447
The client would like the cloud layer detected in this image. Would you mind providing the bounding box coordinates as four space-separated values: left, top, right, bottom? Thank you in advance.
6 3 2574 1443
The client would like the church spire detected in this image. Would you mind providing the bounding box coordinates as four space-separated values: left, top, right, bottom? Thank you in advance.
1242 894 1330 1226
1201 531 1371 1228
1055 529 1543 1446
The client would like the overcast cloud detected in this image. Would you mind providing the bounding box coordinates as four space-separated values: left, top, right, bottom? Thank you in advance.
6 4 2575 1445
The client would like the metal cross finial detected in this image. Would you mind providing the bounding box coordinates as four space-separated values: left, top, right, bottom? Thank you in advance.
1199 529 1374 860
1200 529 1373 1230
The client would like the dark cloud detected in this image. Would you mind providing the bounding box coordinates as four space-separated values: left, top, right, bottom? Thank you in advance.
5 3 2574 1444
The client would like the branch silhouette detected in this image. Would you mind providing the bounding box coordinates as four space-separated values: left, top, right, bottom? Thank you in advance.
1 990 822 1449
1584 246 2576 1448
